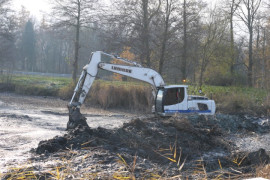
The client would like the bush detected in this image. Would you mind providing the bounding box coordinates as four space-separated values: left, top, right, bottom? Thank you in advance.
262 94 270 116
0 83 15 91
58 82 76 100
206 73 233 86
205 72 247 86
213 92 266 115
15 84 58 96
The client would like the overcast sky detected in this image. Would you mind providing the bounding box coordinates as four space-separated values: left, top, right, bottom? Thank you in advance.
12 0 218 21
12 0 51 19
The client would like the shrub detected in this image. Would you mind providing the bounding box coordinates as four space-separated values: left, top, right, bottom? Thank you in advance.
213 92 261 115
262 94 270 116
58 82 76 100
205 73 233 86
14 84 58 96
205 72 248 86
0 83 15 91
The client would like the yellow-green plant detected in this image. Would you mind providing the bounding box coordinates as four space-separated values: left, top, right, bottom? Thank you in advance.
3 165 37 180
154 138 187 172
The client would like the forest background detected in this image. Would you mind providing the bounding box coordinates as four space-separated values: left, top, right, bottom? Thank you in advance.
0 0 270 90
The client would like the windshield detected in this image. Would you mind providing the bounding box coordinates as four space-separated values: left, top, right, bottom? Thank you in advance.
155 89 164 113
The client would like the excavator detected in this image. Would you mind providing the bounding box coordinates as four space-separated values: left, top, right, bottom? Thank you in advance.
67 51 215 129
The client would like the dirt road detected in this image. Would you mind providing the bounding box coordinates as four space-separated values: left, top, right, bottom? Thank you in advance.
0 93 136 173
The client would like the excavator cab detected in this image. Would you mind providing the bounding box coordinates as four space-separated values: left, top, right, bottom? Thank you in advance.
155 85 215 116
155 85 188 116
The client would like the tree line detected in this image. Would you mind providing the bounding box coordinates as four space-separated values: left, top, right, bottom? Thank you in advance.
0 0 270 89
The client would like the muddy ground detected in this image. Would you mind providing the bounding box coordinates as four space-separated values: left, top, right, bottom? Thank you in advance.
0 92 270 179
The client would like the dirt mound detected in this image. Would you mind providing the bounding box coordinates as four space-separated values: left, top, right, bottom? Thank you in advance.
32 114 270 178
36 115 229 165
232 148 270 166
189 114 269 134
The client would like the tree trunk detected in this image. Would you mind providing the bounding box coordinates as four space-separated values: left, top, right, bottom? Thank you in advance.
262 28 266 89
182 0 187 82
73 1 81 83
230 11 235 74
142 0 151 67
159 32 167 74
159 0 170 74
199 61 204 88
248 28 253 87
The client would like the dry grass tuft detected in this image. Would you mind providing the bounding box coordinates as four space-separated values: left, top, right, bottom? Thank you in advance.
256 164 270 179
214 92 259 115
114 154 136 180
2 165 37 180
58 82 76 99
87 82 152 111
58 81 152 111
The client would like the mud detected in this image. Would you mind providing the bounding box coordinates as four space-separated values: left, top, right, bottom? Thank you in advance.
36 117 227 160
33 114 270 179
0 92 135 174
1 92 270 179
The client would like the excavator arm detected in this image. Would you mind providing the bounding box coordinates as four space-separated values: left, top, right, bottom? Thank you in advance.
69 51 165 109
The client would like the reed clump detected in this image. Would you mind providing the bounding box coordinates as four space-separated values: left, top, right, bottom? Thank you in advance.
58 81 152 112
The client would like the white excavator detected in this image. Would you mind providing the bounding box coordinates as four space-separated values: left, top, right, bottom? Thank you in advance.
68 51 215 123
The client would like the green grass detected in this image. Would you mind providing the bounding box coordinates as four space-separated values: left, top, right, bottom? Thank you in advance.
5 74 267 103
187 84 270 115
0 74 71 96
187 84 266 101
199 85 268 103
0 74 269 114
1 74 147 89
10 75 71 89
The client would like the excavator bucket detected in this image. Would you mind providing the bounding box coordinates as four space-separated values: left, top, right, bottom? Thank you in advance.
67 105 89 130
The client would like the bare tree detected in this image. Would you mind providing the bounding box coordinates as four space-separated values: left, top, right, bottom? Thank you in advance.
0 0 12 38
0 0 17 82
50 0 99 83
224 0 242 74
158 0 179 74
237 0 262 87
141 0 161 67
182 0 187 82
108 0 161 67
180 0 206 82
198 8 228 87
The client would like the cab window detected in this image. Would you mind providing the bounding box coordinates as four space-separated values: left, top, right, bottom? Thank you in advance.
164 88 185 106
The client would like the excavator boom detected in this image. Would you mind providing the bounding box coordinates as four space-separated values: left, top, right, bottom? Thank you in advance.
69 51 165 108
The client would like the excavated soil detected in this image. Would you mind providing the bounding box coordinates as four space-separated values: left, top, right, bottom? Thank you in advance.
31 114 270 179
1 92 270 179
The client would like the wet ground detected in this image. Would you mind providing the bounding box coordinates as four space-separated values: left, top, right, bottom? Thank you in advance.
0 93 137 173
0 92 269 179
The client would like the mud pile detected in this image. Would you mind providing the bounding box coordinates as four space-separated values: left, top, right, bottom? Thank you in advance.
34 114 270 178
36 116 228 162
